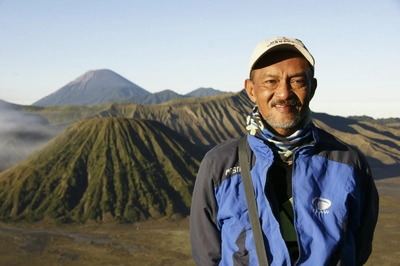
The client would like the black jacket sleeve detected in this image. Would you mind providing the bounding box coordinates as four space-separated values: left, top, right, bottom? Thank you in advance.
355 166 379 265
190 155 222 265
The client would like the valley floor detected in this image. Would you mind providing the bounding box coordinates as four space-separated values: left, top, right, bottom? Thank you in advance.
367 176 400 266
0 218 195 266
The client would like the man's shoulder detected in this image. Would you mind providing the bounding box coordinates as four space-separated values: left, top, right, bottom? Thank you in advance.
205 137 242 159
199 137 243 187
201 137 242 173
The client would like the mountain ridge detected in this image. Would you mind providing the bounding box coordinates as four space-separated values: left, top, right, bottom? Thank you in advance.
186 87 229 97
27 90 400 167
32 69 228 107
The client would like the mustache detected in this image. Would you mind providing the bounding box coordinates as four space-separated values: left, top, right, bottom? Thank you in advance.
270 99 302 107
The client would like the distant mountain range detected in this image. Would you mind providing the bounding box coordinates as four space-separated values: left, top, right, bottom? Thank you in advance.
0 87 399 223
32 69 228 107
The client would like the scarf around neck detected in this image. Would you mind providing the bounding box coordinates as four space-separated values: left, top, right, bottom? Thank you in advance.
246 106 313 164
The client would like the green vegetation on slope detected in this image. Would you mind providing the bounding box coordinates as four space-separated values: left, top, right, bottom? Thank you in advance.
0 118 205 223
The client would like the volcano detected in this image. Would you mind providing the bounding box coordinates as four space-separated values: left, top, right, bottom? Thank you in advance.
33 69 150 107
0 117 205 223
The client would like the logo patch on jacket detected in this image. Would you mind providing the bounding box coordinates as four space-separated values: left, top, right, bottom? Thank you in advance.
225 166 241 176
312 197 331 214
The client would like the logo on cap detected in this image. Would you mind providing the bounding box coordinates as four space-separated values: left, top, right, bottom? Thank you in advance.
267 38 295 48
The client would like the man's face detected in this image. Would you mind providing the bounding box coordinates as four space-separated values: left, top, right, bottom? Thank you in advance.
245 51 317 137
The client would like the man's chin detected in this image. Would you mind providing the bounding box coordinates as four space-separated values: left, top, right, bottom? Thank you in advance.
262 114 303 131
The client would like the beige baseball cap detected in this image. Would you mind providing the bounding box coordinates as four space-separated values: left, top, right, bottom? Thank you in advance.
248 36 315 77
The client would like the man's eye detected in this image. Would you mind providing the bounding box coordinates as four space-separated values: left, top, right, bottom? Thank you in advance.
291 79 306 87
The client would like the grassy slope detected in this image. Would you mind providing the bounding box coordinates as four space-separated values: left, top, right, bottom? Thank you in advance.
0 118 204 223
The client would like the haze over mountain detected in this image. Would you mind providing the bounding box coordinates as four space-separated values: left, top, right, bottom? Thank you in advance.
33 69 150 107
0 100 59 171
32 69 227 107
0 118 204 223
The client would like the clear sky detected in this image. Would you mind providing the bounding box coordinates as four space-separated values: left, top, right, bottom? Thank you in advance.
1 0 399 118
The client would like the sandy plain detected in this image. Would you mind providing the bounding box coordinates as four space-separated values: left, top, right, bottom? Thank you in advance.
0 175 399 266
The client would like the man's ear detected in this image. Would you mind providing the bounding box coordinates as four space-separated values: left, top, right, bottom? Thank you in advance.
244 79 257 103
309 78 317 100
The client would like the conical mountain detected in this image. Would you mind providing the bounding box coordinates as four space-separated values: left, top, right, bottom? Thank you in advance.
0 117 205 223
33 69 150 107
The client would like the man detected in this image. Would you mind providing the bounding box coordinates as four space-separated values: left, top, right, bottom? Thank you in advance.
190 36 379 265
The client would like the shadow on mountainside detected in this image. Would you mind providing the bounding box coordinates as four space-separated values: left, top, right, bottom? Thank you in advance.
312 113 359 134
356 122 400 147
359 123 400 141
313 112 400 151
371 163 400 180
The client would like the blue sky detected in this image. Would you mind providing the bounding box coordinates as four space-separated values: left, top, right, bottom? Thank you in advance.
1 0 399 118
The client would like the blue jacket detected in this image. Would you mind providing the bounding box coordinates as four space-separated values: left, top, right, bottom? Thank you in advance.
190 125 379 265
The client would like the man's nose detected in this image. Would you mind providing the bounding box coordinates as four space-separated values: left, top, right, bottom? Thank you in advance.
274 81 292 99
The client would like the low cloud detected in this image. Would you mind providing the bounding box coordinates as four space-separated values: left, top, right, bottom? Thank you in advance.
0 101 60 171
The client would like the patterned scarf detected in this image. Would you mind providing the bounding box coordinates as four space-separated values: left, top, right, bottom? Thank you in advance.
246 106 313 164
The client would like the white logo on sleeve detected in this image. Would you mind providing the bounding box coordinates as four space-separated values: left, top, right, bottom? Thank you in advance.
312 197 331 214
